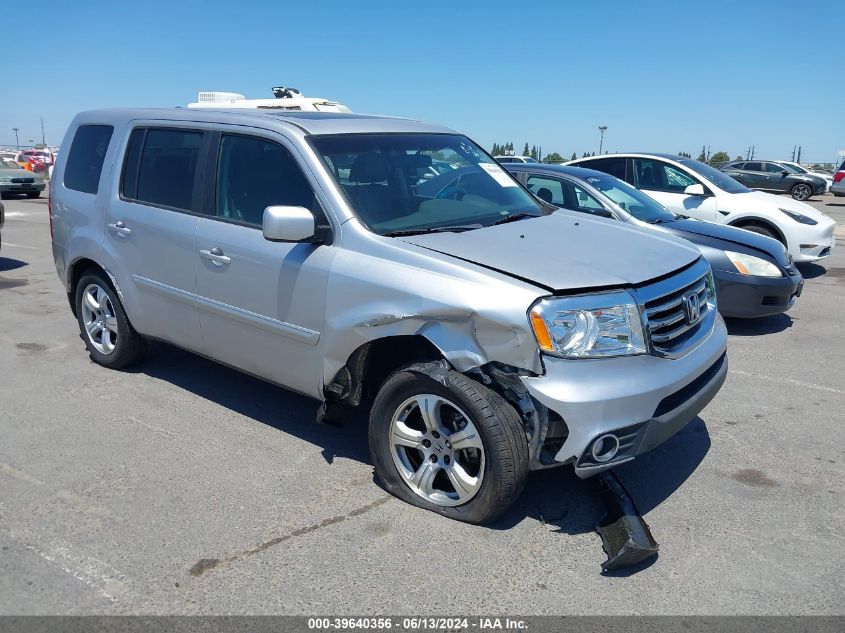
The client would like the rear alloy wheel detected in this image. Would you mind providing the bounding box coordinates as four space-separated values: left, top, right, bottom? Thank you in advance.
75 271 147 369
791 183 811 201
369 366 528 524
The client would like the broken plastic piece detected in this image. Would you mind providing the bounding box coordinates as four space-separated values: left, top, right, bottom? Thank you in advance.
594 470 659 572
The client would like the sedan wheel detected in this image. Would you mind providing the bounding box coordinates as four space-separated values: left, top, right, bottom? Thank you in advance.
791 183 811 201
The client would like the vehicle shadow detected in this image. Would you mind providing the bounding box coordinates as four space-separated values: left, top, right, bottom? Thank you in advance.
132 343 710 552
796 262 826 279
724 313 793 336
0 257 28 272
131 342 371 464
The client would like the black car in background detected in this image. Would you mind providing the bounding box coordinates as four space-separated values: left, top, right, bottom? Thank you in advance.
504 163 803 318
719 160 826 201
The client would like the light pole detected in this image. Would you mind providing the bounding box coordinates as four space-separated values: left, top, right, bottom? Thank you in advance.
598 126 607 155
12 127 20 149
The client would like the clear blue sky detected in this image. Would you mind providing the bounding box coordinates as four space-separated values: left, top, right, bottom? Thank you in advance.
3 0 843 162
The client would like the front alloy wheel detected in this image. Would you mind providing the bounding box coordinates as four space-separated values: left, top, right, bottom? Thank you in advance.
390 394 485 506
791 183 811 201
369 365 529 524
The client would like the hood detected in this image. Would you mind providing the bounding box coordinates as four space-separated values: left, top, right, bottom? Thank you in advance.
657 218 789 265
743 191 835 226
0 168 42 180
399 211 700 292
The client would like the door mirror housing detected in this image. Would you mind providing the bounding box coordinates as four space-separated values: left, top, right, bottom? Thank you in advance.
262 206 327 243
683 183 707 196
586 207 614 219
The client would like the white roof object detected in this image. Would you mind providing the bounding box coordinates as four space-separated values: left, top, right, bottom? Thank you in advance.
187 86 351 113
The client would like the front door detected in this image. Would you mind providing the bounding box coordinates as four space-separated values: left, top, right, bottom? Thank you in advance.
633 158 720 222
194 130 334 398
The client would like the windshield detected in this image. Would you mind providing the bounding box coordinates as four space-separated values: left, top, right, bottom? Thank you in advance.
678 158 750 194
0 159 22 169
311 134 543 235
580 172 676 223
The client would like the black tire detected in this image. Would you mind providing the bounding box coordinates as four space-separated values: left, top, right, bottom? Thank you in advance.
369 365 528 524
74 270 147 369
25 191 41 199
790 183 812 201
739 222 781 243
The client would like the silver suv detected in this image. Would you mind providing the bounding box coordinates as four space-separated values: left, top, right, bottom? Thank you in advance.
51 109 728 524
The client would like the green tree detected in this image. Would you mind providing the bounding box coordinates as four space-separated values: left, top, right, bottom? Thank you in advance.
709 151 731 165
530 145 538 160
735 155 743 161
523 142 530 157
570 152 577 161
544 152 564 163
678 151 691 158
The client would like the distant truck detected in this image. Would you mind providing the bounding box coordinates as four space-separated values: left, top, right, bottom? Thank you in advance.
187 86 351 113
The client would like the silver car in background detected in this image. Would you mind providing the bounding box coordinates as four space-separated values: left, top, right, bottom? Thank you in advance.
50 108 727 524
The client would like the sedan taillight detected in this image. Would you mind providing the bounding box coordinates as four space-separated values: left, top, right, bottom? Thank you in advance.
833 171 845 183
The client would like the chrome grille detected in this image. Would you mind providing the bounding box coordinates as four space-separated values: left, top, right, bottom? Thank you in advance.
636 260 715 358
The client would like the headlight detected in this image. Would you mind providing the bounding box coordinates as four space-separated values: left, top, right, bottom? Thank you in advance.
529 291 646 358
779 208 817 225
724 251 782 277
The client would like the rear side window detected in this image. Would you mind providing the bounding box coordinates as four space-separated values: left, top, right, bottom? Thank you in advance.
583 157 627 181
121 128 202 211
745 162 762 171
215 134 315 227
64 125 114 194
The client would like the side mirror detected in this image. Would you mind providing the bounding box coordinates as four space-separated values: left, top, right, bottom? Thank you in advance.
263 206 324 243
683 183 707 196
588 207 614 219
781 170 789 176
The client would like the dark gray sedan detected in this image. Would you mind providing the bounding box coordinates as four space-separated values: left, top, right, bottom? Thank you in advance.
719 160 826 201
504 163 803 318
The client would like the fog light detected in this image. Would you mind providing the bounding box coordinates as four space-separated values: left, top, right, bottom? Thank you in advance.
591 434 620 463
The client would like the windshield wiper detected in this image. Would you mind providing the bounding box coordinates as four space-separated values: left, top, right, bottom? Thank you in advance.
487 212 542 227
383 224 483 237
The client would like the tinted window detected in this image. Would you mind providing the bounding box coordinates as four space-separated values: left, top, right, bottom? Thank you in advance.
496 157 516 163
634 158 696 193
582 157 626 181
728 162 745 170
744 162 763 171
128 129 202 211
216 135 315 226
64 125 114 194
526 175 564 204
764 162 786 173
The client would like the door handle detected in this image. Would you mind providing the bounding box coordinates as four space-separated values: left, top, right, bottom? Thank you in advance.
199 246 231 266
107 220 131 237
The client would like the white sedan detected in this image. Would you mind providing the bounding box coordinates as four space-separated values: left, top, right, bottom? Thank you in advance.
569 153 836 263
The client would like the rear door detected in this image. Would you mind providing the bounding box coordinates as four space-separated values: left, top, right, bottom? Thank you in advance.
103 124 208 352
193 127 334 398
632 158 719 222
739 161 766 188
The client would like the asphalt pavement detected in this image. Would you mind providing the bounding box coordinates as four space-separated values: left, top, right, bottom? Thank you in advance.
0 192 843 615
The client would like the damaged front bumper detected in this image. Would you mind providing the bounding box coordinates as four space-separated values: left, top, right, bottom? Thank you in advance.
520 316 727 477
